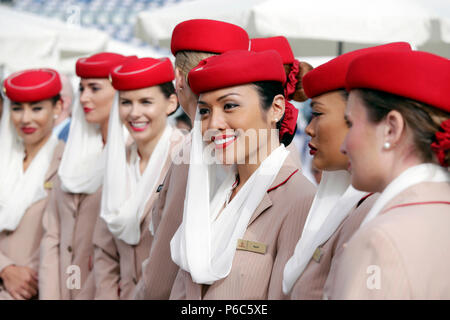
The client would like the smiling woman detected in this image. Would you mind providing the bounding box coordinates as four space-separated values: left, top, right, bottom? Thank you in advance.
168 49 316 300
39 52 133 300
93 57 184 300
0 68 64 300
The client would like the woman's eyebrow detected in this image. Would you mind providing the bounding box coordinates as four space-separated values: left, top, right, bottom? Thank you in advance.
217 93 241 101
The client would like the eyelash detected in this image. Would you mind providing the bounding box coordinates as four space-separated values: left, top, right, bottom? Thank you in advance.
311 111 322 118
199 108 209 115
224 103 238 110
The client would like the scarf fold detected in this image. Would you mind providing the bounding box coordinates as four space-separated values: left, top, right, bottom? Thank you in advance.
361 163 450 227
58 92 105 194
0 98 58 232
282 170 367 294
170 111 289 284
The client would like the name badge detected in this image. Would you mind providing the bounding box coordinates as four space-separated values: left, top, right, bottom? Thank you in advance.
312 247 323 263
236 239 267 255
44 181 53 190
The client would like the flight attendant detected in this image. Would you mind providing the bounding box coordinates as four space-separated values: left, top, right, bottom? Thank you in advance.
39 52 132 299
250 36 313 168
0 68 63 299
327 50 450 299
282 42 411 299
93 57 183 299
134 19 250 300
169 49 316 299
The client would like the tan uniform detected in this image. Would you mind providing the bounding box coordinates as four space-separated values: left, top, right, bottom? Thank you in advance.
133 159 189 300
0 141 65 299
39 176 102 299
93 131 182 300
325 181 450 299
169 155 316 300
289 193 379 299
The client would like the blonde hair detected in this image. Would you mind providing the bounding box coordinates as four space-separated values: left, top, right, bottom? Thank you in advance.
175 51 216 79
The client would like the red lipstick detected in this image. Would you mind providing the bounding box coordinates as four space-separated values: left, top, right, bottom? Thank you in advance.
21 127 37 134
212 134 237 150
308 143 317 156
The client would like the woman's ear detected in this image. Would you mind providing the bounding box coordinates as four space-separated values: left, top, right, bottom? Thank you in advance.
53 99 63 119
166 93 179 116
383 110 405 149
270 94 286 124
174 68 185 93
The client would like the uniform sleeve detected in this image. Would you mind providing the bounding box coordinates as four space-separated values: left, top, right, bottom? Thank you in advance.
38 186 62 300
133 166 182 300
328 225 412 299
267 185 315 300
0 251 16 275
92 214 120 300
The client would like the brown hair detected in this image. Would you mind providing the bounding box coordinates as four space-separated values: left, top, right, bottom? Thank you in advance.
356 88 450 166
284 61 313 102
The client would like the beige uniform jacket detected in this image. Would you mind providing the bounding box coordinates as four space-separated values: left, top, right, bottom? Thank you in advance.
93 131 183 300
169 155 316 300
133 138 303 300
39 173 103 299
289 193 379 299
0 141 65 299
325 181 450 299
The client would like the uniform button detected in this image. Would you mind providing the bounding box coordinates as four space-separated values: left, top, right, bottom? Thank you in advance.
67 246 72 253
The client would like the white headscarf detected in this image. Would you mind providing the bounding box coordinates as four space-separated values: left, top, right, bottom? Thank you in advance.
282 170 367 294
170 111 290 285
360 163 449 227
57 92 106 194
0 98 58 232
100 94 174 245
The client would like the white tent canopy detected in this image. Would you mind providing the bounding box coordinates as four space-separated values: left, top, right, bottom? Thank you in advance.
135 0 265 48
0 5 166 77
135 0 450 58
0 5 109 74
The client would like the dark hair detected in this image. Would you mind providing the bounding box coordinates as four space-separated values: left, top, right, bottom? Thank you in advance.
338 89 349 101
356 88 449 166
175 110 192 130
252 80 296 146
50 94 61 105
158 81 179 116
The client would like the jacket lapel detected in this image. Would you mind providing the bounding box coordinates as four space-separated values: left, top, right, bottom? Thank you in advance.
246 155 299 227
45 141 64 182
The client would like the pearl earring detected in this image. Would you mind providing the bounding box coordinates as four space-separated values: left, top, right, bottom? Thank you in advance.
383 142 391 150
274 118 278 122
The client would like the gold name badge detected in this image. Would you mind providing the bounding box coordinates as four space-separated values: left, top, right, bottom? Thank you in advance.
43 181 53 189
236 239 267 255
312 247 323 263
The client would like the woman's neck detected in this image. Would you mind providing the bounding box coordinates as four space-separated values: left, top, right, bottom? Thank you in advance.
23 134 51 171
233 137 280 198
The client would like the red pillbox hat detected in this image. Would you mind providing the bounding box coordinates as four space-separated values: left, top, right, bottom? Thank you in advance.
346 50 450 113
110 57 174 91
303 42 412 99
170 19 250 55
76 52 134 78
250 36 295 64
4 68 62 102
188 49 286 95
